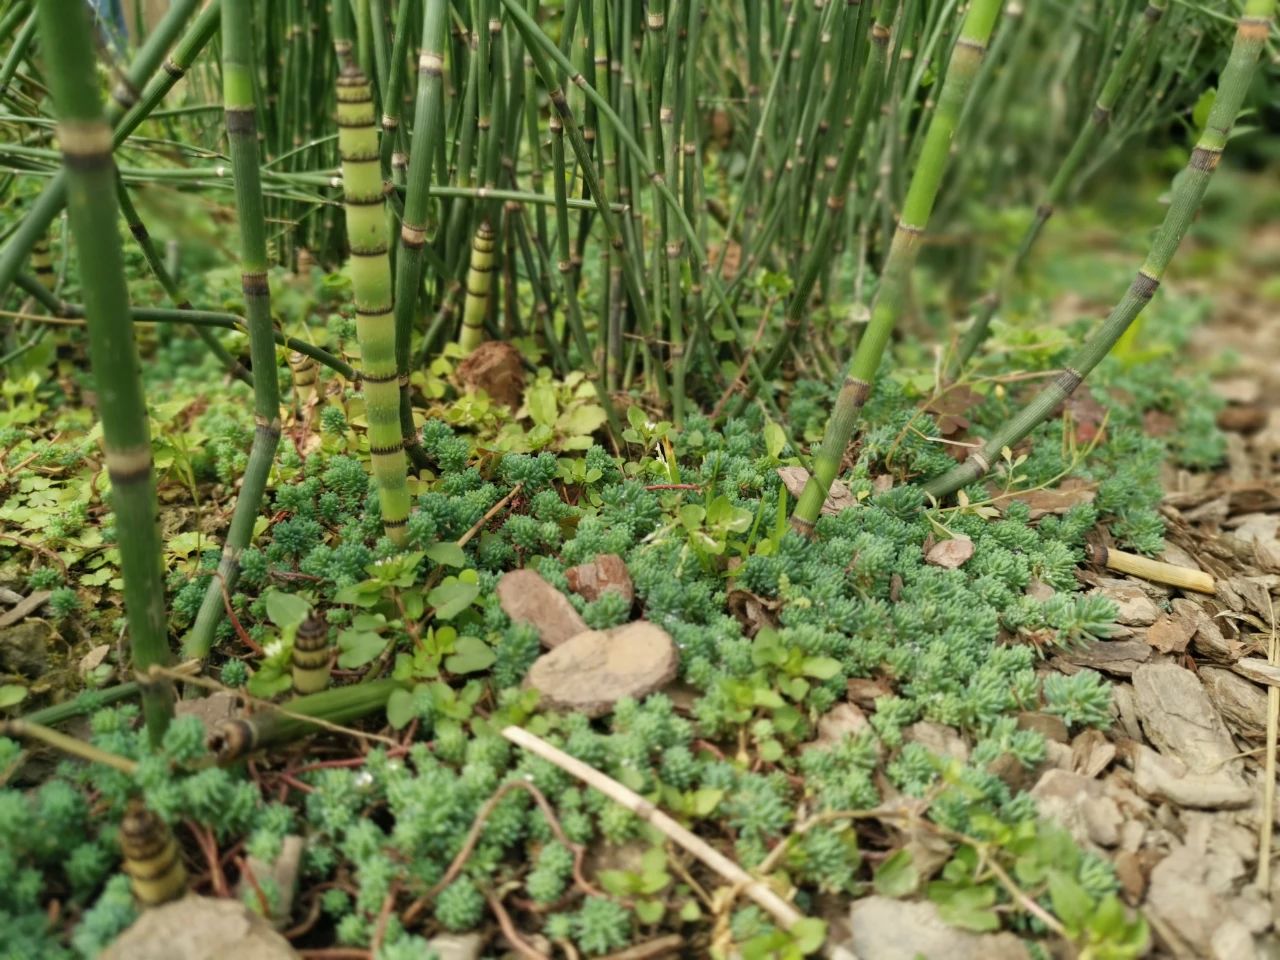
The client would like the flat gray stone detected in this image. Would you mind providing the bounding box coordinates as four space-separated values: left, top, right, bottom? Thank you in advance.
527 621 678 717
1200 667 1268 740
498 569 589 649
1132 662 1239 774
1128 743 1251 809
845 897 1029 960
100 896 298 960
426 933 484 960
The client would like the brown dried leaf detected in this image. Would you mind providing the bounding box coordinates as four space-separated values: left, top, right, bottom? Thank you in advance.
1144 613 1197 655
726 589 781 638
775 466 856 516
923 384 983 436
1004 477 1096 520
925 536 973 569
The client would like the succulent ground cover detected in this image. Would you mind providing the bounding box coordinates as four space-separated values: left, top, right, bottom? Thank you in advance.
0 1 1278 959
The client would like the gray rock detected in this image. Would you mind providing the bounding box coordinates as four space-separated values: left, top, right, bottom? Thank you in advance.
527 621 678 717
1090 580 1159 626
903 722 968 762
1128 743 1251 808
1200 667 1268 739
0 621 50 677
564 554 634 604
497 569 589 649
425 933 484 960
1030 770 1121 849
845 897 1029 960
236 835 304 929
1055 638 1152 677
1132 663 1240 774
100 896 298 960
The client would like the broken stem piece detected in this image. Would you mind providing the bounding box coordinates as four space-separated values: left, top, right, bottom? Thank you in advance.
1092 545 1215 594
502 725 807 931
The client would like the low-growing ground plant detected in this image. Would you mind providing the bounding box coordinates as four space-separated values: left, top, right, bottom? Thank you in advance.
0 0 1276 957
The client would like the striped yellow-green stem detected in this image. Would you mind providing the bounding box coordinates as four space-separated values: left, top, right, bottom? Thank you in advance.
29 232 54 291
949 0 1170 378
37 0 174 745
338 65 411 545
120 799 188 906
288 349 319 405
187 0 284 658
458 220 496 352
290 614 333 694
791 0 1003 534
925 0 1277 501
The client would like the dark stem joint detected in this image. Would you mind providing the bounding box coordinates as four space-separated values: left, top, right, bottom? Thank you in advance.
1188 146 1221 173
225 107 256 135
1131 271 1160 300
1053 367 1084 397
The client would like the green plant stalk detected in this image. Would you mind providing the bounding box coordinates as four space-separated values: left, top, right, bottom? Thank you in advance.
11 277 358 380
949 0 1169 378
727 0 892 413
188 0 284 658
792 0 1003 532
925 0 1276 500
0 0 207 299
339 65 412 545
114 180 252 385
458 220 496 351
211 679 405 763
0 9 37 99
392 0 449 470
19 682 141 728
38 0 173 746
378 0 416 188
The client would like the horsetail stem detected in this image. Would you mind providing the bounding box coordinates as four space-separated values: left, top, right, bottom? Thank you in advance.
458 220 497 352
338 64 411 546
187 0 284 658
37 0 174 745
949 0 1170 378
925 0 1277 501
791 0 1003 533
392 0 450 470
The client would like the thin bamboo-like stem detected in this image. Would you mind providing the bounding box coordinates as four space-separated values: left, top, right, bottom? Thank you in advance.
949 0 1170 377
114 180 252 384
0 10 37 100
392 0 449 470
338 64 411 545
728 0 891 413
458 220 496 351
0 0 207 298
37 0 174 746
792 0 1003 532
188 0 284 658
925 0 1276 501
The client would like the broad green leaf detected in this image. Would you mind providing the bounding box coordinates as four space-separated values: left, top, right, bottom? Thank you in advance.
764 422 786 459
264 590 311 630
802 656 842 680
0 684 28 709
444 635 496 674
635 899 665 925
1048 871 1093 934
557 404 607 437
428 578 480 620
598 870 637 896
385 688 416 729
336 629 387 669
426 541 466 568
789 917 827 954
528 383 558 427
247 666 293 698
873 850 919 898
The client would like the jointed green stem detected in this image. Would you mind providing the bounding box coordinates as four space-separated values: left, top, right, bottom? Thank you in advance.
792 0 1003 532
925 0 1276 501
188 0 284 658
38 0 174 746
339 65 411 545
949 0 1170 378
